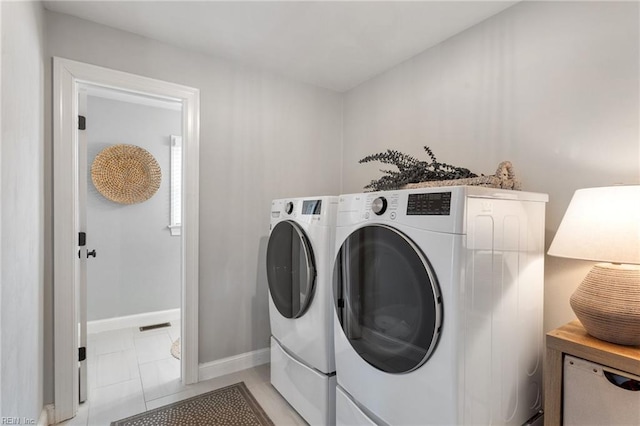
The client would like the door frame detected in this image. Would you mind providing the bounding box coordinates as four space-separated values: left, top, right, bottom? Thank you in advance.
52 57 200 423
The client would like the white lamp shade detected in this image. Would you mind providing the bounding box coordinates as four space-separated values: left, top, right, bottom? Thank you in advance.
548 185 640 265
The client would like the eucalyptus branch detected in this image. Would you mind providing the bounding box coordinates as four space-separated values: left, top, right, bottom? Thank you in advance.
360 146 478 191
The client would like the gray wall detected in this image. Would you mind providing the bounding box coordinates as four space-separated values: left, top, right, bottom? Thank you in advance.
44 9 343 403
40 0 640 412
0 1 45 421
86 96 182 321
342 1 639 332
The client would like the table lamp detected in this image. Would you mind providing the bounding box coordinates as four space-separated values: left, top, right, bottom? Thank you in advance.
548 185 640 346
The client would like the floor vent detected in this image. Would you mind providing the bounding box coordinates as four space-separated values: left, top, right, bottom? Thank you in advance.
139 322 171 332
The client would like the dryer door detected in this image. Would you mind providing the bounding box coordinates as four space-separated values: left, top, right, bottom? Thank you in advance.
334 224 442 374
266 221 316 319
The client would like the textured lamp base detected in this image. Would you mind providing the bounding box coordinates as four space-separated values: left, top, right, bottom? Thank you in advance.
570 263 640 346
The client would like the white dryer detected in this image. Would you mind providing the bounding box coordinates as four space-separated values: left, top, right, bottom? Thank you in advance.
332 186 548 426
266 196 338 426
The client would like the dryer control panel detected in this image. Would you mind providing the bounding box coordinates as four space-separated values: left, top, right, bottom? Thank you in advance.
338 188 465 234
365 193 400 220
407 192 452 215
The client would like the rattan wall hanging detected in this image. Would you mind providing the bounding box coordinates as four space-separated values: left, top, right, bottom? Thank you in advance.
91 144 162 204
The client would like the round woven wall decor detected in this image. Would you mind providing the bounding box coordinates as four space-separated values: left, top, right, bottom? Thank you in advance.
91 144 162 204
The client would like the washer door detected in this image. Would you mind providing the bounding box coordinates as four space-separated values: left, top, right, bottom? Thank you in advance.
266 221 316 319
333 225 442 374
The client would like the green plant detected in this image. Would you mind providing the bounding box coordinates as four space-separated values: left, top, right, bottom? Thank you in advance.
359 146 478 191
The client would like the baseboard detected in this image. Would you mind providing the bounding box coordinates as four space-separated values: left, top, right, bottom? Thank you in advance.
87 308 180 334
38 404 54 426
199 348 270 382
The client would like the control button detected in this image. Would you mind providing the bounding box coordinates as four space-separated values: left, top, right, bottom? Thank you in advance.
390 212 396 220
371 197 388 215
285 202 294 215
364 212 370 219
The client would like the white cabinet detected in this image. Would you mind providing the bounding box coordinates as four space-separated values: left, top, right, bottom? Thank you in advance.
544 320 640 425
563 355 640 425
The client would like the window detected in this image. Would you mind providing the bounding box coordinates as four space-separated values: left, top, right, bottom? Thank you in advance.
333 225 442 373
169 135 182 236
266 221 316 319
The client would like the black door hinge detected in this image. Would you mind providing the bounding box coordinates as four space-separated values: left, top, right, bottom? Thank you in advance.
78 115 86 130
79 347 86 362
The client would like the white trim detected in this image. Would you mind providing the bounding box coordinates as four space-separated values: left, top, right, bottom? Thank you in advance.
198 348 270 383
168 224 182 236
86 85 182 111
87 308 180 335
169 134 182 235
53 57 79 423
0 4 3 416
38 404 54 426
53 57 200 423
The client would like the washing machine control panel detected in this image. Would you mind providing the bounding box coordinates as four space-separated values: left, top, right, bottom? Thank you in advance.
301 199 322 215
284 201 294 215
371 197 388 215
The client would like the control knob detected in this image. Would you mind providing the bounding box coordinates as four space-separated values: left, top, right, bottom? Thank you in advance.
285 201 294 215
371 197 388 215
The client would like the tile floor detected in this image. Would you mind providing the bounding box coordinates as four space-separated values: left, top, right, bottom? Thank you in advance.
56 323 306 425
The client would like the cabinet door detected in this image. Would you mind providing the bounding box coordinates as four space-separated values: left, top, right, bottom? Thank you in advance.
564 355 640 425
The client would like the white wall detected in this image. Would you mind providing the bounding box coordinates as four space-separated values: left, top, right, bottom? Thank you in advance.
86 96 182 321
44 10 343 402
342 1 639 332
1 2 3 413
0 0 45 421
41 0 639 411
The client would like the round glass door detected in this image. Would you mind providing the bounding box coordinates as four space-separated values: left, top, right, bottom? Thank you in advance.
266 221 316 319
333 225 442 374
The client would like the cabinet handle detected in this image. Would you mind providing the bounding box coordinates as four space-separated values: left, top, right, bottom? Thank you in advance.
604 370 640 391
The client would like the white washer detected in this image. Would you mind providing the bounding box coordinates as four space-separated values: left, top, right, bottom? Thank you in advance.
332 186 548 426
266 196 338 425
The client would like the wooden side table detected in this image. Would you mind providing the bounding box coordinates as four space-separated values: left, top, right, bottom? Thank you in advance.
544 320 640 425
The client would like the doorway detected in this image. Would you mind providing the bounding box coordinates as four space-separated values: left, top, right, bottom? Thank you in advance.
82 86 183 422
52 58 200 424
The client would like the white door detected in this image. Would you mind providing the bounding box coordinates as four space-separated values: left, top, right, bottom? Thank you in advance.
53 58 200 423
77 89 89 403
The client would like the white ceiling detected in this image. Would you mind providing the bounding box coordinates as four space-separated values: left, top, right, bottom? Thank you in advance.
43 1 519 92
